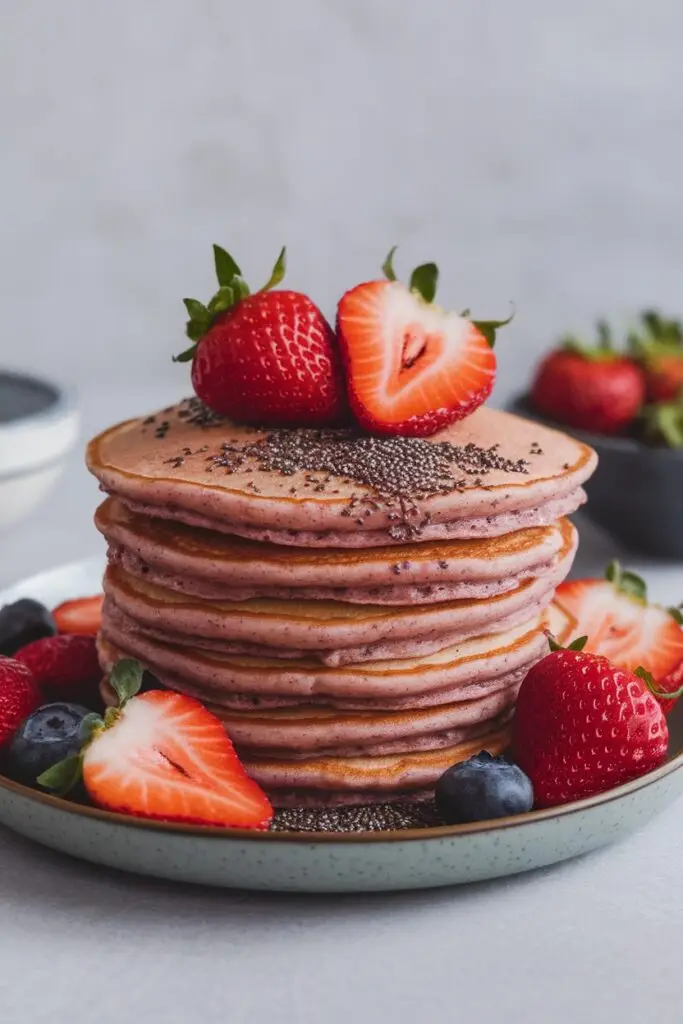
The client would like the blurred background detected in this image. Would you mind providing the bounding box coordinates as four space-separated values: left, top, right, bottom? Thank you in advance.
2 0 683 577
3 0 683 403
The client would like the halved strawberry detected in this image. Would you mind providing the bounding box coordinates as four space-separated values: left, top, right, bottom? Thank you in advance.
53 595 103 635
554 561 683 712
39 659 273 829
336 248 511 437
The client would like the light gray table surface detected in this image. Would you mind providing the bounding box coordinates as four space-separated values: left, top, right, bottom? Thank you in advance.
1 384 682 1024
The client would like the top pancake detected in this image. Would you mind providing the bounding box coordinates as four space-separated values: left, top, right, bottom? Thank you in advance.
87 399 597 543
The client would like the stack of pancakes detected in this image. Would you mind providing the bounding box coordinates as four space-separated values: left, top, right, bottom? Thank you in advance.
87 399 596 806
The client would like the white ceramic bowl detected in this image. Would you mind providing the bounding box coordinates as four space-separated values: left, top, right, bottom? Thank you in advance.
0 371 80 530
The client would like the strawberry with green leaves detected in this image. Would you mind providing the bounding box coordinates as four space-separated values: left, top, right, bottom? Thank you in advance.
530 321 645 435
513 635 678 808
335 247 512 437
175 245 348 428
554 560 683 712
39 659 273 829
629 309 683 403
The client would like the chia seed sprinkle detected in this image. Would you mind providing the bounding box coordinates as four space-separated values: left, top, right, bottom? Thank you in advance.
270 801 442 833
176 396 225 428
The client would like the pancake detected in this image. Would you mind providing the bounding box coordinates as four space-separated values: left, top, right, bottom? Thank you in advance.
102 520 575 652
98 673 515 756
243 725 511 805
87 400 597 546
99 607 548 700
98 631 533 710
96 497 568 605
104 594 555 668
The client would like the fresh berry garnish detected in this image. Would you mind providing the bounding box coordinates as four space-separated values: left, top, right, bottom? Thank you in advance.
15 634 101 703
39 659 273 830
530 321 645 435
554 561 683 713
0 657 42 749
174 245 347 428
336 248 511 437
9 703 97 787
0 599 56 656
513 637 670 808
629 309 683 403
53 595 103 635
435 751 533 824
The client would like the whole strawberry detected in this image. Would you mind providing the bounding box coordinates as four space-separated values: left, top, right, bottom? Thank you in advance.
513 639 669 808
175 245 348 427
15 634 101 703
629 309 683 403
0 656 42 749
531 322 645 435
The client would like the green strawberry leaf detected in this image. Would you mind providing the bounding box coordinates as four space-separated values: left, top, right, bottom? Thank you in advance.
382 246 399 282
173 342 199 363
668 605 683 626
37 754 83 796
260 246 287 293
110 658 144 706
213 245 242 287
635 665 683 703
547 633 588 653
472 308 515 348
460 308 471 318
645 402 683 448
596 319 612 350
80 713 104 744
207 285 235 315
409 263 439 304
183 298 211 324
605 560 647 603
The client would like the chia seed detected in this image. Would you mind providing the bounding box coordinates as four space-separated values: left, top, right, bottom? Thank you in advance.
270 801 442 833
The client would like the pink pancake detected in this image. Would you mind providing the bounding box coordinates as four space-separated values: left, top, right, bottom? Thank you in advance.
87 402 597 545
101 523 575 652
99 605 548 700
95 496 568 594
119 489 586 547
97 633 536 711
111 544 558 605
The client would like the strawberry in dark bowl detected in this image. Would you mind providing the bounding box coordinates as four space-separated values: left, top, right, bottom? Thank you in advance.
336 248 512 437
511 316 683 557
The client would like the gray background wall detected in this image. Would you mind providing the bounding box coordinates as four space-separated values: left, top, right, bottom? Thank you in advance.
2 0 682 407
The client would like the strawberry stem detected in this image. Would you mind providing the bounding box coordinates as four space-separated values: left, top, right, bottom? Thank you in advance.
635 665 683 704
382 246 398 281
546 632 588 653
174 244 286 362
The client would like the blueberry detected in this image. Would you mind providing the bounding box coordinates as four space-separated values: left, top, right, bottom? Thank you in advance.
435 751 534 824
0 599 56 656
8 703 94 787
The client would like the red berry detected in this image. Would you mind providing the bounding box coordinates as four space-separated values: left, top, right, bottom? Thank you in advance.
83 690 273 829
336 279 498 437
554 562 683 715
513 649 668 808
192 291 348 427
15 634 101 702
53 595 103 635
0 656 42 748
531 350 644 435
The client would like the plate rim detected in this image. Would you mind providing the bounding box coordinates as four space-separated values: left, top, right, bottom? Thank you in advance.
1 757 680 845
2 556 682 846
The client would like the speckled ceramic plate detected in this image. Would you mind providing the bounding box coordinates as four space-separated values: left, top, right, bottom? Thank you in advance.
1 557 682 893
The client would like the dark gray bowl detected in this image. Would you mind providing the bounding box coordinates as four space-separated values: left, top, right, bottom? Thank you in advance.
508 395 683 559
